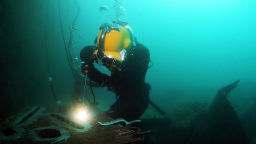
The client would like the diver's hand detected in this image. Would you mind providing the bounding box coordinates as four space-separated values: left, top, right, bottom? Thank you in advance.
94 78 112 87
100 81 106 87
98 80 108 87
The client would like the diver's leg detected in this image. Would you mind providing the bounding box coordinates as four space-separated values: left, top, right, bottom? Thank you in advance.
108 97 149 121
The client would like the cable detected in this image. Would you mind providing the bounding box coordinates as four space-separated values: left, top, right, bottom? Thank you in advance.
89 80 96 105
83 74 96 105
44 1 60 104
58 0 82 82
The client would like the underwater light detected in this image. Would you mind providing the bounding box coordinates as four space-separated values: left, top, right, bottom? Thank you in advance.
75 108 88 121
71 104 91 124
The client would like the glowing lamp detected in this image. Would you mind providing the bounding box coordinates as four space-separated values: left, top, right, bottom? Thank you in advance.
71 104 91 124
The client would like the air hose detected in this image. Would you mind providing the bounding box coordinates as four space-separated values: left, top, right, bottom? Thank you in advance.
58 0 96 105
44 1 60 104
83 74 96 105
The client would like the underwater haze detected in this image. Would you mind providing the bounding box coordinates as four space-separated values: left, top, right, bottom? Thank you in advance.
1 0 256 131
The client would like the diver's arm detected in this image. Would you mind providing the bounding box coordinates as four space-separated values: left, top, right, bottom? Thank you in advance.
80 46 111 86
135 43 150 78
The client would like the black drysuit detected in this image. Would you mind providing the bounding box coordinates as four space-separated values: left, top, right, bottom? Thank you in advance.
80 42 150 121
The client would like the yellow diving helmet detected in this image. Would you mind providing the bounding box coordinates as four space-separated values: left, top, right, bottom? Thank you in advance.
94 22 135 70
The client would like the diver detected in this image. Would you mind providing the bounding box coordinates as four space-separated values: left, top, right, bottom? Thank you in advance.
80 22 151 121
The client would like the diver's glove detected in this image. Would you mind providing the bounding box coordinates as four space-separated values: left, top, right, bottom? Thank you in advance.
85 76 112 87
80 46 95 75
104 78 112 87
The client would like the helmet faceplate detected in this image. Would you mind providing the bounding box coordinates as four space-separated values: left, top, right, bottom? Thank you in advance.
94 22 135 70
